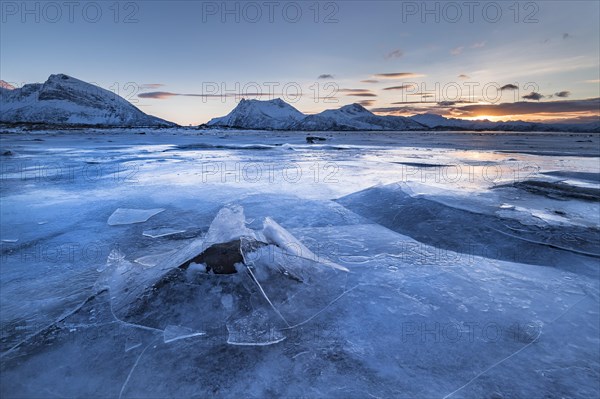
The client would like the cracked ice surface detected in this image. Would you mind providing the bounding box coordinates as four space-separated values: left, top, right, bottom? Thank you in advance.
1 130 599 398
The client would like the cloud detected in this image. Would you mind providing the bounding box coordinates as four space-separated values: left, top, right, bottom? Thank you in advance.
389 100 474 106
371 106 439 115
458 74 470 80
407 92 434 96
554 91 571 98
450 46 464 55
138 91 294 99
584 79 600 84
384 49 403 60
318 74 334 79
346 92 377 97
373 98 600 120
373 72 424 79
140 83 164 89
337 88 372 93
391 101 436 104
383 84 415 91
452 98 599 117
471 41 486 48
361 79 379 83
357 100 375 107
336 88 377 97
522 92 544 101
371 107 405 113
138 91 178 99
500 84 519 91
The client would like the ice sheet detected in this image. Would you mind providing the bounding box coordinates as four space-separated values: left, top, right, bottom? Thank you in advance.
1 129 598 399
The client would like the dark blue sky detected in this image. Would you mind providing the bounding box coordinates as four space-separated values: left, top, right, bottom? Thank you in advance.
2 1 599 124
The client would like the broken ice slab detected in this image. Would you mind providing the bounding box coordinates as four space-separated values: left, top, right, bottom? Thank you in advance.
142 227 186 238
226 310 286 346
262 217 349 272
107 208 165 226
163 325 206 343
98 205 351 344
203 205 257 246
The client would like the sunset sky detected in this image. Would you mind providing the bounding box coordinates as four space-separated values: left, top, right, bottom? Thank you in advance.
1 1 599 125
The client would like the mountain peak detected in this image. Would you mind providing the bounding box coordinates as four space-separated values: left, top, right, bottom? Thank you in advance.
207 97 305 129
48 73 72 81
294 102 423 131
0 80 16 90
239 97 287 107
0 73 174 126
339 103 371 114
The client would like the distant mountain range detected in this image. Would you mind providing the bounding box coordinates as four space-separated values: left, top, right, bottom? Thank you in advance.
208 98 599 133
1 74 598 132
207 100 423 131
0 74 173 127
410 112 600 133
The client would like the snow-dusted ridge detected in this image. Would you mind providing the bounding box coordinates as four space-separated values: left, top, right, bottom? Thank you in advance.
0 74 175 127
293 103 425 131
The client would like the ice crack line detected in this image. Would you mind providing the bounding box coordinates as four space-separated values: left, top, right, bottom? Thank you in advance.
119 337 159 399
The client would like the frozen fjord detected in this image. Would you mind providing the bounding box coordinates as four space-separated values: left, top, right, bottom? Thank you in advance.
0 129 599 398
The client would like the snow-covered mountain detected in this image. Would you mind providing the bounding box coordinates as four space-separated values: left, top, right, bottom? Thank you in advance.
294 103 424 131
208 100 425 131
0 74 174 127
207 98 305 130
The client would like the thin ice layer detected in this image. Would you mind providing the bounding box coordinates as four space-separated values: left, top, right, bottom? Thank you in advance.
142 227 186 238
107 208 165 226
